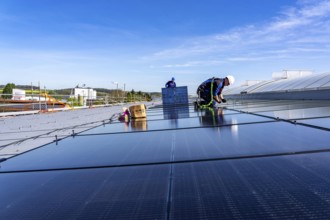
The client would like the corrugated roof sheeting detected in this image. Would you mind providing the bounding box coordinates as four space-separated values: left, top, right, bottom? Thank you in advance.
256 72 330 92
223 72 330 100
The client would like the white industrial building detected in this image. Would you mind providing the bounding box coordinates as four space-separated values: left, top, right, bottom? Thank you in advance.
10 87 97 104
12 89 26 100
73 88 97 100
71 87 97 106
12 89 45 101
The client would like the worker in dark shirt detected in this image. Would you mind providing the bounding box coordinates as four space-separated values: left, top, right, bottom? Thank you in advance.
165 77 176 88
196 75 235 107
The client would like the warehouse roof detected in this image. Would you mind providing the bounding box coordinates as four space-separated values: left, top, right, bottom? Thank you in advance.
1 100 330 219
223 72 330 96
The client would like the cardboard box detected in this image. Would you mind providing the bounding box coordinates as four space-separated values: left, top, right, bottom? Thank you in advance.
129 104 147 118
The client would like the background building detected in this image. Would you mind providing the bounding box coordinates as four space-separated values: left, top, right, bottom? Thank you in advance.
73 88 97 100
223 71 330 100
12 89 26 100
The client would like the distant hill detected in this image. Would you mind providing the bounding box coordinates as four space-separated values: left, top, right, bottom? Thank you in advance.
0 85 40 90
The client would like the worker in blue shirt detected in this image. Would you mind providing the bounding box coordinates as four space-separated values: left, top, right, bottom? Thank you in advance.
165 77 176 88
197 75 235 107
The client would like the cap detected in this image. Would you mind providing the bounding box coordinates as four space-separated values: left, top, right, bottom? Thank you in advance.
226 75 235 85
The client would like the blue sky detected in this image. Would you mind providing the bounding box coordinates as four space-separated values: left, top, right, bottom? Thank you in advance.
1 0 330 94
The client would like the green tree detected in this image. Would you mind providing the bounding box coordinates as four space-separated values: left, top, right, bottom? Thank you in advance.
126 92 132 102
47 90 55 95
67 97 81 106
145 93 152 101
2 83 15 99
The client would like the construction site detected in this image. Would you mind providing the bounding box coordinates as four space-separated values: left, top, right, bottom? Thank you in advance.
1 72 330 219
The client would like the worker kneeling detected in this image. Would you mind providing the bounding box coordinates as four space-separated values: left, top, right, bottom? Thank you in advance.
196 75 234 107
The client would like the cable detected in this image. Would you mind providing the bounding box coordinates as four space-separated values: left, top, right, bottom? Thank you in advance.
76 120 277 137
2 147 330 174
226 107 330 132
197 78 215 108
0 118 112 135
0 111 123 145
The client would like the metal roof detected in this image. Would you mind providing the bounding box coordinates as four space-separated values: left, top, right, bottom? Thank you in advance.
1 100 330 219
223 72 330 97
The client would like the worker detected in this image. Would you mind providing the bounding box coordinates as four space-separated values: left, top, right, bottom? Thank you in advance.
165 77 176 88
196 75 235 107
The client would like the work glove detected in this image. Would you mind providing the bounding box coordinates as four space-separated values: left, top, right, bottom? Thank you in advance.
221 99 227 103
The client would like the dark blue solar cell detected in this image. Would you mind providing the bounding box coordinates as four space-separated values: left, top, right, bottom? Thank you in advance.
2 153 330 219
0 166 169 219
257 107 330 120
170 153 330 219
1 120 330 172
225 100 330 114
296 118 330 129
1 100 330 219
82 111 272 135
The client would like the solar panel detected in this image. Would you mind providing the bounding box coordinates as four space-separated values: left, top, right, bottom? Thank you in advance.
1 100 330 219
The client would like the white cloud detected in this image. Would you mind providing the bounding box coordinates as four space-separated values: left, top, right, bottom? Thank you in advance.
300 0 330 17
146 0 330 66
160 60 224 68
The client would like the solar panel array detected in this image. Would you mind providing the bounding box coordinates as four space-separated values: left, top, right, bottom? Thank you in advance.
1 100 330 219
